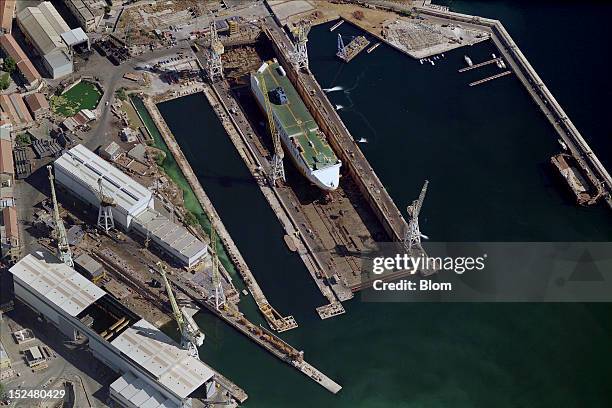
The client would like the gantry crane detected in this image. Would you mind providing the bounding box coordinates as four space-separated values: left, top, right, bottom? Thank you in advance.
404 180 429 254
157 262 205 359
96 177 116 232
290 22 310 69
209 225 226 310
47 165 73 267
260 71 285 185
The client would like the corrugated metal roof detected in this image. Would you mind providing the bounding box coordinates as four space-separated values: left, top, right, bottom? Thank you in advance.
60 27 88 46
9 253 106 316
0 139 13 175
38 1 70 35
133 208 207 265
17 5 67 55
54 144 153 216
24 92 49 113
111 319 214 399
111 372 179 408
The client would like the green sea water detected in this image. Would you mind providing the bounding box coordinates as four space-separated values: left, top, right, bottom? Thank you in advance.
154 1 611 406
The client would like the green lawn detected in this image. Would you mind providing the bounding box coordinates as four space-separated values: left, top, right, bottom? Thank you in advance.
51 81 102 116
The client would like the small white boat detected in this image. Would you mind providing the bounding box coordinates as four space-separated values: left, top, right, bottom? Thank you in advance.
464 55 473 66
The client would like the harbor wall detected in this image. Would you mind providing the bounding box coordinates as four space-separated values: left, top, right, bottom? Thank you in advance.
346 0 612 209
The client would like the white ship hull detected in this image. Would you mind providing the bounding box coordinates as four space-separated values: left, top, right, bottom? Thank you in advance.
250 74 341 191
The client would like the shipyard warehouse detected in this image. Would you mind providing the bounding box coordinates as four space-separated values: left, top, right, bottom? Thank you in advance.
8 252 225 408
54 144 208 267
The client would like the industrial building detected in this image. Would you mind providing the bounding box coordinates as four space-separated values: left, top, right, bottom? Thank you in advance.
16 1 73 79
9 252 220 408
0 33 42 89
24 92 50 120
63 0 104 32
54 144 208 267
0 93 33 130
1 206 19 260
0 0 15 33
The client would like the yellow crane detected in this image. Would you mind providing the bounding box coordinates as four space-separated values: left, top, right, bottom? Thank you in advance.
260 70 285 185
157 262 205 359
46 165 73 267
209 225 225 310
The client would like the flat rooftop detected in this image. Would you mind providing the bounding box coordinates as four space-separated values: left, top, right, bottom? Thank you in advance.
133 208 207 262
9 252 106 316
110 318 214 399
253 61 337 170
54 144 152 214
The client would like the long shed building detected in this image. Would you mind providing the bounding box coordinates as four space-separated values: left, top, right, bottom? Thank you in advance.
54 144 207 267
9 252 225 408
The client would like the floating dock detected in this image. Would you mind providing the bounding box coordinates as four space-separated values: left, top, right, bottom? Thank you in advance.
337 35 370 62
367 42 381 53
469 70 511 86
330 20 344 32
458 57 502 72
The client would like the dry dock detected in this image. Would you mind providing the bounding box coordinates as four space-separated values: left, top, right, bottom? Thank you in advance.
263 18 408 242
140 96 297 333
138 96 342 394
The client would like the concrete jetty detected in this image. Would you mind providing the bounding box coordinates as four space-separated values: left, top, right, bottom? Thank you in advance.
172 272 343 395
140 96 298 333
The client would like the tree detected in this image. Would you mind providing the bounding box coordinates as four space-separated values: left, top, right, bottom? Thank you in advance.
115 87 127 101
3 57 16 73
0 72 10 90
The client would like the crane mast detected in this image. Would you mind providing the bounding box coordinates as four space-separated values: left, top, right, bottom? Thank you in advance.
209 225 225 310
157 262 205 359
46 165 73 267
404 180 429 254
260 71 285 185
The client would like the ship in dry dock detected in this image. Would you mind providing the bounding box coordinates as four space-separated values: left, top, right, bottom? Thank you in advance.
250 60 342 191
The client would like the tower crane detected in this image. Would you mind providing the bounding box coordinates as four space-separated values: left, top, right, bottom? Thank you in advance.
290 22 310 69
96 177 116 232
260 71 285 185
46 165 73 267
209 225 226 310
157 262 205 359
204 10 224 82
404 180 429 255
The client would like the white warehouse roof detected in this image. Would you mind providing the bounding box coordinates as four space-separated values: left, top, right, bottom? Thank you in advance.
111 372 179 408
133 208 207 267
17 2 69 56
55 144 153 219
9 252 106 317
61 27 88 47
111 319 214 399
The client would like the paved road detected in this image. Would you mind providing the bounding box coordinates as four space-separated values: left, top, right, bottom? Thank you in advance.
80 43 193 151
